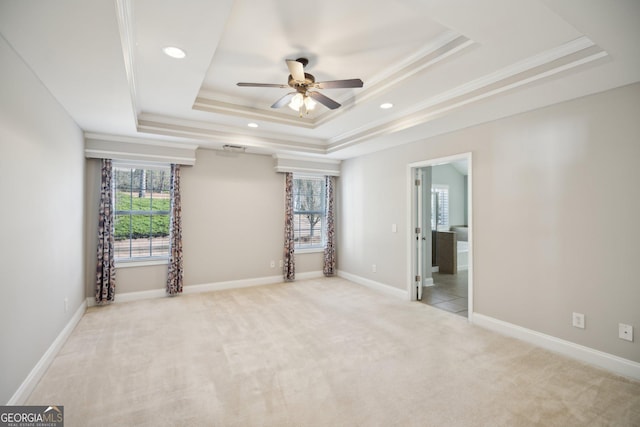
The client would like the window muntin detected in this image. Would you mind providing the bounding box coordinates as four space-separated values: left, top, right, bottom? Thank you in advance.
293 176 326 249
113 165 171 261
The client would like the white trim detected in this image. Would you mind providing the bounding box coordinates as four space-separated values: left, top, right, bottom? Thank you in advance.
295 247 324 254
86 272 327 307
473 313 640 381
84 149 196 165
423 277 434 287
114 0 139 126
274 165 340 176
184 275 286 294
84 132 199 150
115 259 168 269
338 271 407 300
8 301 87 405
295 271 325 280
326 38 606 154
407 152 473 321
273 154 340 164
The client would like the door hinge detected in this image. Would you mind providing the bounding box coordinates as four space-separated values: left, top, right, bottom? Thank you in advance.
415 275 421 282
415 227 421 234
415 179 421 186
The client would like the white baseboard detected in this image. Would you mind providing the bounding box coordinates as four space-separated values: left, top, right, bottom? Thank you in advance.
338 271 407 299
423 278 434 287
473 313 640 381
184 271 323 294
8 301 87 405
296 270 325 280
183 275 284 295
87 271 327 306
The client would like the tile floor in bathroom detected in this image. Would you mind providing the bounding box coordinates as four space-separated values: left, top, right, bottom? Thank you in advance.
420 269 468 317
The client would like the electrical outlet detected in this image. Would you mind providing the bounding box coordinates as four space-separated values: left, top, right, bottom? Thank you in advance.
619 323 633 342
270 260 275 268
372 264 377 273
572 312 585 329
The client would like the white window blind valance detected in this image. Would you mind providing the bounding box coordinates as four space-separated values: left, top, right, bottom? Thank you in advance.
85 133 198 166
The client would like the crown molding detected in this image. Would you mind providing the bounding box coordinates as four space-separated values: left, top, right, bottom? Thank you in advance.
273 153 340 164
114 0 139 126
327 37 607 153
84 132 198 165
84 132 200 150
193 97 315 128
129 36 608 159
136 114 326 155
192 31 473 128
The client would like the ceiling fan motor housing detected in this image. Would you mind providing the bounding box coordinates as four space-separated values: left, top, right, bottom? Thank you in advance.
288 72 316 91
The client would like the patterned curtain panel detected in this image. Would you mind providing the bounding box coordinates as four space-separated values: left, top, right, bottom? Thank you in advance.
167 164 184 295
96 159 116 304
323 175 337 276
283 172 295 281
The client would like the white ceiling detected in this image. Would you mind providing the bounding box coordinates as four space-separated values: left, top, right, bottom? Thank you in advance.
1 0 639 160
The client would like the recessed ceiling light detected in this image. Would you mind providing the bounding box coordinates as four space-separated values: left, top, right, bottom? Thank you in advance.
380 103 394 109
163 46 186 59
247 123 259 128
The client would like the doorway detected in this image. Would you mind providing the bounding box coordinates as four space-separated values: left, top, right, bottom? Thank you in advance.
408 153 473 320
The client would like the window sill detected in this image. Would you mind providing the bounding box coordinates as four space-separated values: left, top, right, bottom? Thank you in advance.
115 259 168 269
295 247 324 254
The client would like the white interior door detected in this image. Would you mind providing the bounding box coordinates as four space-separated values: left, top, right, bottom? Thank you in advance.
415 168 425 300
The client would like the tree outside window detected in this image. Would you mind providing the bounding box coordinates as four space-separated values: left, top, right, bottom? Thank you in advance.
113 165 171 260
293 176 326 249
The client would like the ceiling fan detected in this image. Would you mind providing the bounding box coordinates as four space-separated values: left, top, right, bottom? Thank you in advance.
237 58 363 116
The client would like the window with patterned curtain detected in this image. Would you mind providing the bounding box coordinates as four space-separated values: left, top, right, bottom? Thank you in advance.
292 175 326 250
112 163 171 262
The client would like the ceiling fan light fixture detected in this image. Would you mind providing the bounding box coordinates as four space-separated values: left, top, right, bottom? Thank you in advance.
288 93 304 111
304 95 316 111
163 46 186 59
237 57 362 116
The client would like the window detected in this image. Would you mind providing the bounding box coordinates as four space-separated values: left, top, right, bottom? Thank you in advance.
293 175 326 250
113 164 171 261
431 185 449 231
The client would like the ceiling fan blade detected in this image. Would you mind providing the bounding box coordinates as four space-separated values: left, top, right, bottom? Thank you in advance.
271 92 296 109
286 59 305 82
315 79 364 89
237 82 289 88
309 91 341 110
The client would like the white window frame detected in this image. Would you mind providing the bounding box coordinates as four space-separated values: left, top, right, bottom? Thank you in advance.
292 174 326 252
431 184 450 231
112 161 171 265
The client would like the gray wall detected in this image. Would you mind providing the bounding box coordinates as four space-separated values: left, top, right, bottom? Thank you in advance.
338 83 640 362
0 37 85 404
85 149 324 296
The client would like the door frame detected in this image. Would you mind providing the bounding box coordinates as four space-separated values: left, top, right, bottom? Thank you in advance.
406 152 474 321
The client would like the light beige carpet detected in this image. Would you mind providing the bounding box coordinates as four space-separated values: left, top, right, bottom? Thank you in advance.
27 277 640 426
